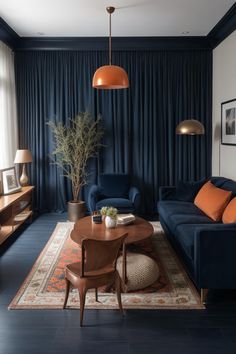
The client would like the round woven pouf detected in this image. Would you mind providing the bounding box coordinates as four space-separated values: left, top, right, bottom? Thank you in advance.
116 252 159 291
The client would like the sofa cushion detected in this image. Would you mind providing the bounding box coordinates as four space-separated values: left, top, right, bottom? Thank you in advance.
175 179 206 202
222 197 236 224
194 181 232 221
210 177 236 197
96 198 134 211
167 213 215 234
210 177 230 188
221 180 236 197
158 201 204 220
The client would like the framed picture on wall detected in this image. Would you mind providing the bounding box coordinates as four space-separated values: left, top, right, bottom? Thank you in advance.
0 167 21 195
221 99 236 145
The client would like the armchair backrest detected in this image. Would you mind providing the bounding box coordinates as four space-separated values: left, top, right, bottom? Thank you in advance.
99 173 130 198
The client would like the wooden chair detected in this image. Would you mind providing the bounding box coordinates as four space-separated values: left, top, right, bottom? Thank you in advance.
63 233 127 326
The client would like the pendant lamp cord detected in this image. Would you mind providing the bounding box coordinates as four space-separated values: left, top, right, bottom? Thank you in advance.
109 11 112 65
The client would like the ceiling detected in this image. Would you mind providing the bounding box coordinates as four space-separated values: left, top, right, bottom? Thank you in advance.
0 0 235 37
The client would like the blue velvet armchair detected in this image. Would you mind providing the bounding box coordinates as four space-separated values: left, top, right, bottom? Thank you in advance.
88 173 141 214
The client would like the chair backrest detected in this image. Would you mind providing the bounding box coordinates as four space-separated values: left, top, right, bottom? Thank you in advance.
99 173 130 198
80 233 127 276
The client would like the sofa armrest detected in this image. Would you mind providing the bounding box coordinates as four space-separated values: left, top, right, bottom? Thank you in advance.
88 184 102 213
159 186 176 201
194 223 236 289
129 186 141 212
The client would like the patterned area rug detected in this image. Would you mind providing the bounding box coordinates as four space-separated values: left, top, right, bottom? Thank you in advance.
9 221 204 310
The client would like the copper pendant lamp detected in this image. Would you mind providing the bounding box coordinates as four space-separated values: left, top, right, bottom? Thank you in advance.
92 6 129 89
176 119 205 135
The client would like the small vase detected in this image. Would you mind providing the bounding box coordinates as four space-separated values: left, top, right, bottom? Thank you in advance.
105 216 117 229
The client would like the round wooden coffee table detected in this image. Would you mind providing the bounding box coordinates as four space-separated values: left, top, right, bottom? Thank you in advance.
70 216 154 245
71 216 155 292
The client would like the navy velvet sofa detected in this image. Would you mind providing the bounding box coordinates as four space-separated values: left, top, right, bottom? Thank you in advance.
158 177 236 301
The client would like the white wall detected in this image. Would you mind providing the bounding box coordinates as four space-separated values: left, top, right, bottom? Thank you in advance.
212 30 236 179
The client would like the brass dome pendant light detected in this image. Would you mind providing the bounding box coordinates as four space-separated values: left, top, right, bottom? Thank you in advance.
176 119 205 135
92 6 129 89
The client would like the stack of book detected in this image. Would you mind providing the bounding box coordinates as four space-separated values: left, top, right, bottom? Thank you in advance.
117 213 135 225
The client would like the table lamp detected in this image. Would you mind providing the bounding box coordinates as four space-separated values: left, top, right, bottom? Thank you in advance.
14 149 33 186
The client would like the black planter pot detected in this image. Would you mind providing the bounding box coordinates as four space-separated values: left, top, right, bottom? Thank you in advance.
67 201 86 222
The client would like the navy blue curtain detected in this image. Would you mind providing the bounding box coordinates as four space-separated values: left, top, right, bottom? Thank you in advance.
15 49 212 214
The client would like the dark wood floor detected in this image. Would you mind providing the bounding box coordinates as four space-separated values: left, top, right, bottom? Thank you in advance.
1 213 236 354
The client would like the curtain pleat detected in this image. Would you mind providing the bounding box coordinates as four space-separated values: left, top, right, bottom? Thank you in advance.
15 49 212 214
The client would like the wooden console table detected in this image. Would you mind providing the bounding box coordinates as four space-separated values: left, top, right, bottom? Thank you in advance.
0 186 34 246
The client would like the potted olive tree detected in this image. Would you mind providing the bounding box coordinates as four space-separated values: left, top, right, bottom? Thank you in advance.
48 112 103 221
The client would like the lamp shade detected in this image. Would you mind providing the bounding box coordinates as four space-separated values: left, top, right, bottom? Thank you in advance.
176 119 205 135
14 149 33 163
92 65 129 89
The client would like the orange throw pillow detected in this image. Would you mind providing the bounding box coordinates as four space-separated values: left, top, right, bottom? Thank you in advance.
222 197 236 224
194 181 232 221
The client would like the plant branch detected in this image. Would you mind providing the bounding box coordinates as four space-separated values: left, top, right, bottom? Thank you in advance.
48 112 104 202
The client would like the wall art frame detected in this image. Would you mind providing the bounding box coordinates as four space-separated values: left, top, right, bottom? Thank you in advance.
0 167 22 195
221 99 236 145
